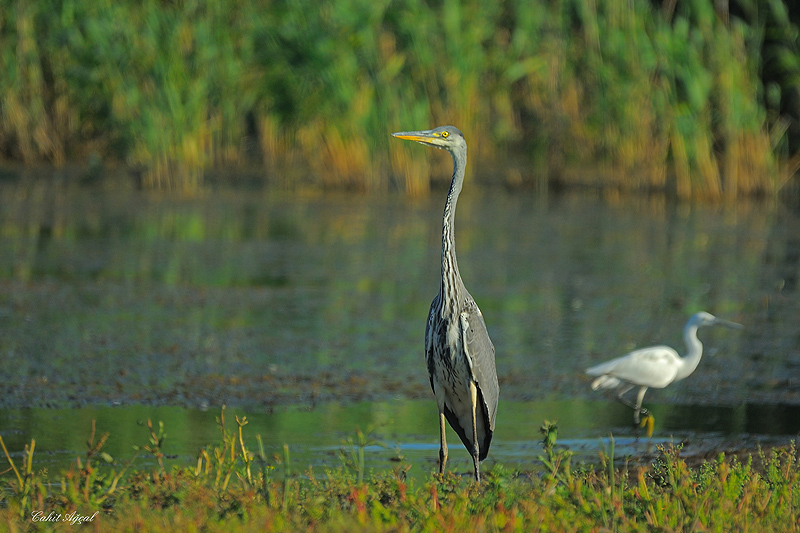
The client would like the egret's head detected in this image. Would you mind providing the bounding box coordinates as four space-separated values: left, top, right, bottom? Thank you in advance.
392 126 465 151
691 311 743 330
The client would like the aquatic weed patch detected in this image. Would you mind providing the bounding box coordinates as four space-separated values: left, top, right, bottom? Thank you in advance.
2 413 799 531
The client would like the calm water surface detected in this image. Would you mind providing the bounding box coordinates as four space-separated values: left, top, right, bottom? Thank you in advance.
1 181 799 473
2 400 799 480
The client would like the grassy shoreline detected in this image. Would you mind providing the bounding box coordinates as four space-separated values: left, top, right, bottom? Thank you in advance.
1 0 798 198
1 412 798 531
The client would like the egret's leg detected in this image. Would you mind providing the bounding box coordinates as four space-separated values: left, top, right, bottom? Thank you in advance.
615 384 634 402
614 385 649 425
614 385 638 419
438 410 448 475
633 386 649 425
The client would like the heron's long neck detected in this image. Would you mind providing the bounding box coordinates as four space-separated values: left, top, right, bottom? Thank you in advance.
440 146 467 313
676 324 704 381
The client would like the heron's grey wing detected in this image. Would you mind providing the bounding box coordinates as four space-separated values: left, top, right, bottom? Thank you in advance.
460 306 499 429
423 296 440 391
588 346 681 389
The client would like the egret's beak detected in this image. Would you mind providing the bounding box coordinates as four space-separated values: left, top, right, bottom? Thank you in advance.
714 318 744 330
392 129 446 148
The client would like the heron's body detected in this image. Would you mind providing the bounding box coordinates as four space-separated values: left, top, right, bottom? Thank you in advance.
425 280 496 464
393 126 499 482
587 312 742 424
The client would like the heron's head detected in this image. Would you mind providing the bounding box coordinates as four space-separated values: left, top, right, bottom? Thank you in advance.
690 311 744 330
392 126 465 152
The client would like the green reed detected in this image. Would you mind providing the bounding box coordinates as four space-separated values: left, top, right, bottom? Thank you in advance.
0 0 796 197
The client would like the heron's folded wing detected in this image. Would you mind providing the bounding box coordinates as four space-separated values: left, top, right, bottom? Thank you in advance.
460 308 499 428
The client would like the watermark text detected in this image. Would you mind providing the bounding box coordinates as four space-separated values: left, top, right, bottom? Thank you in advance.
31 510 99 525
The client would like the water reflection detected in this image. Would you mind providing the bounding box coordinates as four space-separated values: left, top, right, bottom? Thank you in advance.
0 182 799 467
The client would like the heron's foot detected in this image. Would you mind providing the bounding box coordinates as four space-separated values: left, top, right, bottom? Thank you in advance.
638 412 655 437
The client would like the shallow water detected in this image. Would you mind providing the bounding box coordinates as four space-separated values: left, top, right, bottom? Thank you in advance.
1 181 800 472
2 400 798 480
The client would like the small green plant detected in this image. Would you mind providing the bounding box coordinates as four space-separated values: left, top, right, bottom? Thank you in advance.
134 418 167 475
337 425 385 485
538 419 573 482
66 420 137 508
193 405 268 494
0 435 38 517
281 443 291 512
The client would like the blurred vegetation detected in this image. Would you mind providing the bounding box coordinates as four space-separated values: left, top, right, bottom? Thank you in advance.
2 413 800 531
0 0 799 198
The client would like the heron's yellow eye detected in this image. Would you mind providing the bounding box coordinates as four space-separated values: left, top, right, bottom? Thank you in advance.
441 131 449 138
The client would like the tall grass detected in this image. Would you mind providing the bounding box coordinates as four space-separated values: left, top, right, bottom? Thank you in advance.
0 0 796 197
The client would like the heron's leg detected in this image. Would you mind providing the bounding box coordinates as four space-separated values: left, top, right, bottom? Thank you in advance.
438 410 448 475
469 380 481 483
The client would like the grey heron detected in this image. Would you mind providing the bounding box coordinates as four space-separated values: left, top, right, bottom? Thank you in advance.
392 126 499 482
587 311 743 425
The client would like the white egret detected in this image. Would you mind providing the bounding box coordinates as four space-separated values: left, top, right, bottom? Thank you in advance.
586 311 743 425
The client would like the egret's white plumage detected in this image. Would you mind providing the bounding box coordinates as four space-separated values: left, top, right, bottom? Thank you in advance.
587 312 743 424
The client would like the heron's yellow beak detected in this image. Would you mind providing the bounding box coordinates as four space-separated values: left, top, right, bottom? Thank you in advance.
392 133 432 143
391 129 447 148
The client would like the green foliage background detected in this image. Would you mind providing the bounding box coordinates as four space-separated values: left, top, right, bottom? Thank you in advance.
0 0 799 198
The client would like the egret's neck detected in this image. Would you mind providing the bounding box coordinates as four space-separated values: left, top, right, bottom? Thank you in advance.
440 146 467 311
676 324 704 381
